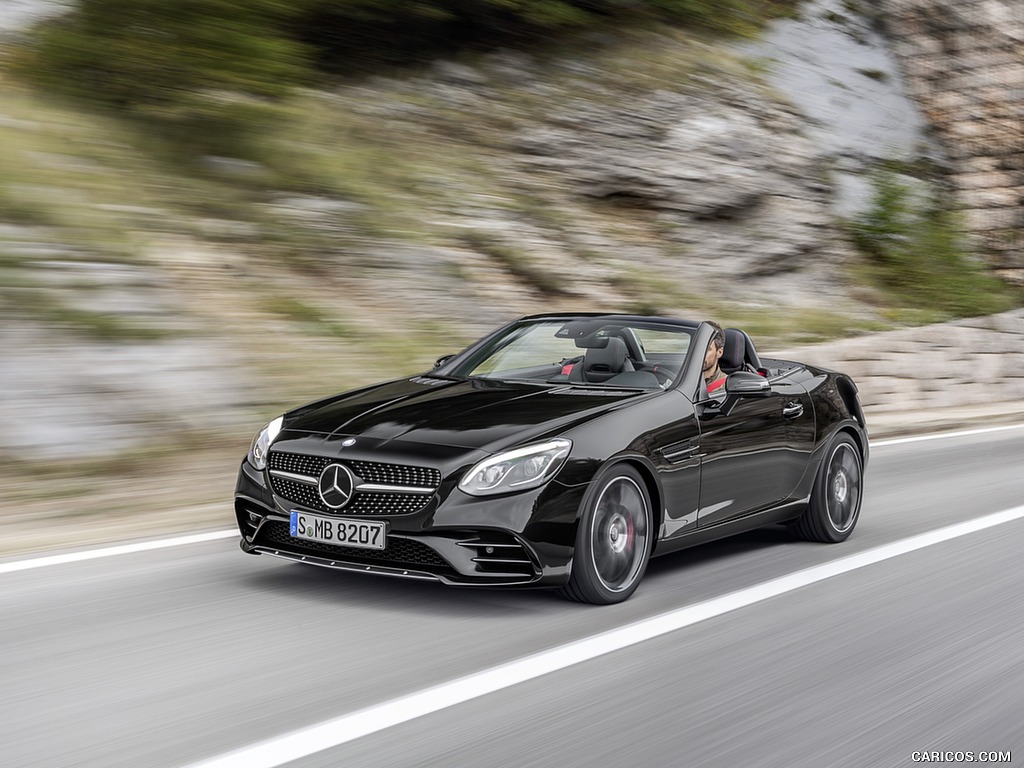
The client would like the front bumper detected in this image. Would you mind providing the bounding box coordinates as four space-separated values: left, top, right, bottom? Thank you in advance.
234 457 584 587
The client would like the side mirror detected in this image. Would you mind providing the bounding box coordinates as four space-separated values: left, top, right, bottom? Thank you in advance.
725 371 770 396
434 353 457 369
699 371 771 419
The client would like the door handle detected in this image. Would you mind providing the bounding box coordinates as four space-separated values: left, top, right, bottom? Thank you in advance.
783 402 804 419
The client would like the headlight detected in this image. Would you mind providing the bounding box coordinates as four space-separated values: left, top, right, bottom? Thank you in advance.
458 439 572 496
247 416 284 470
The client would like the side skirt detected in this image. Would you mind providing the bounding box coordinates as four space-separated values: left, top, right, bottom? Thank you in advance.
652 498 807 557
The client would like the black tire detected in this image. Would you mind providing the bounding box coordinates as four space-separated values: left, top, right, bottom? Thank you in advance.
558 464 653 604
790 433 863 543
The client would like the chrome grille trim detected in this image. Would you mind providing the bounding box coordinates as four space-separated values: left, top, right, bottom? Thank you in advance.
356 483 434 495
269 469 317 484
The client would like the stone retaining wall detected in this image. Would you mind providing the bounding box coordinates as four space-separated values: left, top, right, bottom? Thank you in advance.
881 0 1024 283
770 309 1024 428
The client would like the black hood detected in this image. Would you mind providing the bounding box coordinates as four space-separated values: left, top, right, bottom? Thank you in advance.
281 376 646 453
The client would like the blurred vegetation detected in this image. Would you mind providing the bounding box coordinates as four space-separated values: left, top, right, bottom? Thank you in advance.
12 0 303 157
294 0 796 71
12 0 794 155
459 230 570 298
848 170 1017 323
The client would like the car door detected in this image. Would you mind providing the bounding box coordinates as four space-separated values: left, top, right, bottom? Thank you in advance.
695 377 815 528
647 391 703 539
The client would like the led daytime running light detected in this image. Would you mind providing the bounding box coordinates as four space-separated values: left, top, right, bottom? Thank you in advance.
459 438 571 496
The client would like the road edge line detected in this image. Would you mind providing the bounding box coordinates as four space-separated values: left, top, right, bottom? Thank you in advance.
870 421 1024 447
0 530 238 575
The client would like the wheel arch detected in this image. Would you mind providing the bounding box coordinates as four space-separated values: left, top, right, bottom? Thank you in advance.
832 373 869 467
836 375 866 430
837 423 866 457
615 457 664 543
789 427 864 543
558 456 660 603
569 456 663 538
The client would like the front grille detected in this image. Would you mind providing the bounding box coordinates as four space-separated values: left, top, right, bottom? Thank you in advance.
347 460 441 488
257 521 450 569
348 492 428 516
267 451 441 516
269 451 441 487
269 451 333 476
271 477 429 516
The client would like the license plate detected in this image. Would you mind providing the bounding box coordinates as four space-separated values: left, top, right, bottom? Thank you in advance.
289 511 387 550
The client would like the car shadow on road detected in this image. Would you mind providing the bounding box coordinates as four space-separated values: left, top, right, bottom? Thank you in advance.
646 524 798 577
239 560 568 617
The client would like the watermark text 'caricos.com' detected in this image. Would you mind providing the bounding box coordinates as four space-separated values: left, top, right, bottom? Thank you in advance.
912 752 1011 764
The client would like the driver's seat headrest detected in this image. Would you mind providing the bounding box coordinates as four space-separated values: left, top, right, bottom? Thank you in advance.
583 336 629 381
721 328 763 373
721 328 746 373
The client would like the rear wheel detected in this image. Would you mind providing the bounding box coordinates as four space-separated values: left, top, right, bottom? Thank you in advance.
790 433 863 543
558 465 653 604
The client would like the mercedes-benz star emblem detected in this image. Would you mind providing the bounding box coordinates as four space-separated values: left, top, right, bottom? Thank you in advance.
318 463 355 509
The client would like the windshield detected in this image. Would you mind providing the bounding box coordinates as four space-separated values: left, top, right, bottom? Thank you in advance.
449 318 694 389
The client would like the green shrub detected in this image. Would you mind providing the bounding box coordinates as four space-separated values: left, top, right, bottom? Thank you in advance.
849 170 1014 319
17 0 308 152
294 0 795 70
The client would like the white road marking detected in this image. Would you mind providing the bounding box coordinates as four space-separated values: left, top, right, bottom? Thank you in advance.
0 530 237 575
870 422 1024 447
182 503 1024 768
1 422 1022 575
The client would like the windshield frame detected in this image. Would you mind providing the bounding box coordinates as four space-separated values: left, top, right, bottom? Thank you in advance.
435 314 700 391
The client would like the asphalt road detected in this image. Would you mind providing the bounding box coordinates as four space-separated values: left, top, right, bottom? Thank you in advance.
2 426 1022 768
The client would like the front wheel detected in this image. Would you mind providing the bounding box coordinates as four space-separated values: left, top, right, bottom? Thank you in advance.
558 465 653 604
789 433 863 543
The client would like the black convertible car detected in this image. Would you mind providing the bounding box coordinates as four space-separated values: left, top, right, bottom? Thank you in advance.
235 313 867 604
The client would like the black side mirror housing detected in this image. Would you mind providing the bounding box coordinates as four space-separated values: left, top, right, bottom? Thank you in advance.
725 371 771 396
699 371 771 419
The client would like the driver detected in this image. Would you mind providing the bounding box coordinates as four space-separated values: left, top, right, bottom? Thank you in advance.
703 321 727 393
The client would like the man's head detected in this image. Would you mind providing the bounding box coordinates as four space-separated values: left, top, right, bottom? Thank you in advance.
703 321 725 374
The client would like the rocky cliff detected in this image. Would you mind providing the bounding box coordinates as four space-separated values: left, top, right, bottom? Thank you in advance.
881 0 1024 284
